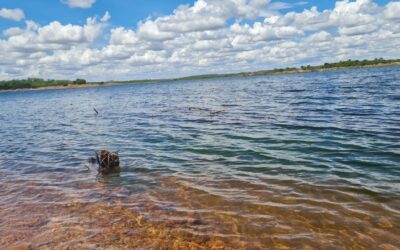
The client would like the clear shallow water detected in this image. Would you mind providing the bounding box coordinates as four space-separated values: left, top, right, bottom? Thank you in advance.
0 67 400 249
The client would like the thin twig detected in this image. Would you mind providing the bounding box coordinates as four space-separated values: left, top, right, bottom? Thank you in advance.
95 151 101 170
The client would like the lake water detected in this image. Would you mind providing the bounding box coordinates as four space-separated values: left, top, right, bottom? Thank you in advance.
0 67 399 249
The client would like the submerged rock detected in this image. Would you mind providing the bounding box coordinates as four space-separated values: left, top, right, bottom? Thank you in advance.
96 150 121 174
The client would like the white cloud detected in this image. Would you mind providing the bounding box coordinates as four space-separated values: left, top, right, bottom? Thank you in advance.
4 16 107 54
110 28 138 45
0 8 25 21
101 11 111 22
383 2 400 19
137 0 271 37
137 20 176 41
62 0 96 9
3 27 24 37
305 31 332 43
38 22 87 43
0 0 400 81
338 24 378 36
268 1 308 10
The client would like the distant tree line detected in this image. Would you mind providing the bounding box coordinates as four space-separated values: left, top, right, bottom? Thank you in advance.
301 58 400 70
1 58 399 91
0 78 86 90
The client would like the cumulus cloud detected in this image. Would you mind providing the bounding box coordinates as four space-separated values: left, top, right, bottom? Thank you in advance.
268 1 308 10
4 15 107 53
0 8 25 21
101 11 111 22
383 2 400 19
1 0 400 81
62 0 96 8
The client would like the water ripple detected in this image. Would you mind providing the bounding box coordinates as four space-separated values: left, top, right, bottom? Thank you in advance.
0 67 400 248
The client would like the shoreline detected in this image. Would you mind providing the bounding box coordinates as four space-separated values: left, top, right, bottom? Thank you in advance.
0 81 157 93
177 62 400 80
1 62 399 93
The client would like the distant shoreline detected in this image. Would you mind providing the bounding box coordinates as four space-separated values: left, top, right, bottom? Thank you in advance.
0 81 144 93
1 60 399 93
177 62 400 80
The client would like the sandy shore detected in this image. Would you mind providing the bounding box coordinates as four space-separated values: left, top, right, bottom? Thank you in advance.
0 82 135 93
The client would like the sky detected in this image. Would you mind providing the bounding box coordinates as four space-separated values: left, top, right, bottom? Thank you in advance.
0 0 399 81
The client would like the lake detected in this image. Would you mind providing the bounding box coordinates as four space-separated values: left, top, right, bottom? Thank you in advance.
0 67 399 249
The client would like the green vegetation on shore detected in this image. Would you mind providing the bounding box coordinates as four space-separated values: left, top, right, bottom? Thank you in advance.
1 58 399 91
178 58 400 80
0 78 86 90
302 58 400 70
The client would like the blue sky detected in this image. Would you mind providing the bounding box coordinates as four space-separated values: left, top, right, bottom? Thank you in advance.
0 0 391 30
0 0 399 80
1 1 187 29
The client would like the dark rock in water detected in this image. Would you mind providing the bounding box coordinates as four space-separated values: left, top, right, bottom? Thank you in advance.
96 149 121 174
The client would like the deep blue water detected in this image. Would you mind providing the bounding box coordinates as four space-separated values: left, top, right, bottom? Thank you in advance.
0 66 399 248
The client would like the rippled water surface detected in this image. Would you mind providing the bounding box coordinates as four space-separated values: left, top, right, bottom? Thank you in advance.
1 67 400 249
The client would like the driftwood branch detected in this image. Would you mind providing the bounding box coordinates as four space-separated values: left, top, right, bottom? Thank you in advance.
96 150 121 174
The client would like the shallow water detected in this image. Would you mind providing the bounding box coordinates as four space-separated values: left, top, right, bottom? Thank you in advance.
0 67 400 249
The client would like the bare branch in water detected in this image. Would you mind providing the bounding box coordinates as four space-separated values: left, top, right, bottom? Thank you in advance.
95 151 100 170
